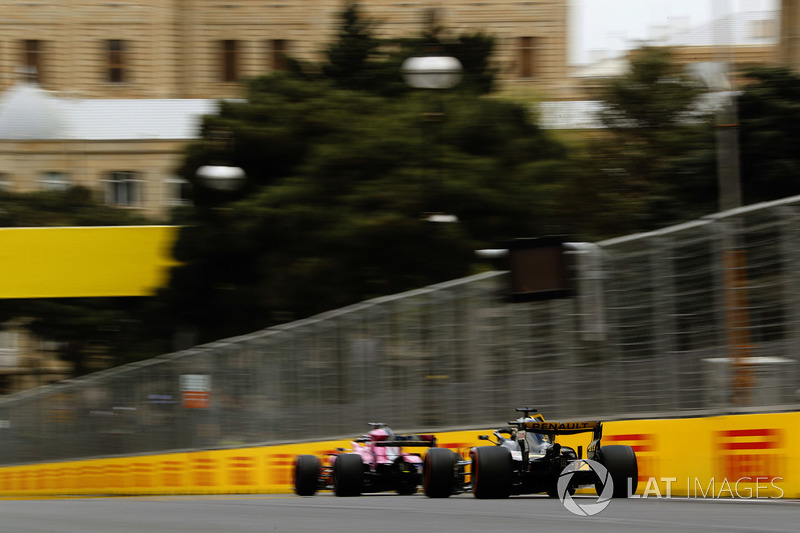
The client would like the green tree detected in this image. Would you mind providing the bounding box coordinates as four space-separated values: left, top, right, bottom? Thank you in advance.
162 70 570 343
563 47 717 238
737 66 800 203
311 2 496 97
321 2 386 93
0 186 151 227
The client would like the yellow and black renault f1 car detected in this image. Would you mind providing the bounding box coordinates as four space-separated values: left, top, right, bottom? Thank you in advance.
423 408 638 499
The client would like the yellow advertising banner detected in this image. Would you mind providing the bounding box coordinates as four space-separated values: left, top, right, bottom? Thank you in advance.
0 412 797 498
0 226 180 298
603 412 798 499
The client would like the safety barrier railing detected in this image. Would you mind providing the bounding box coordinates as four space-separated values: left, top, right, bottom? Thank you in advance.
1 196 799 465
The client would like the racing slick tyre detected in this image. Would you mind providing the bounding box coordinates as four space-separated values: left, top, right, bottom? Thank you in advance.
595 445 638 498
333 453 364 497
423 448 458 498
294 455 321 496
470 446 512 499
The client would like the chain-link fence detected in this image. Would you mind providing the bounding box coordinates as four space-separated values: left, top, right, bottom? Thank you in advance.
1 196 800 465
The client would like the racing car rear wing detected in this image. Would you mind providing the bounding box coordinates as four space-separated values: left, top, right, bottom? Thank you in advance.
519 420 602 436
520 420 604 460
373 440 437 447
373 434 437 447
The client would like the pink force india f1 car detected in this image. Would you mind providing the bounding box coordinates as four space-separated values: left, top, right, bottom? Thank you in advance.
422 408 639 499
294 422 438 496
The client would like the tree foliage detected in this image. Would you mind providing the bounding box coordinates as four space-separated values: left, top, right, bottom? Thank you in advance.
737 66 800 203
290 2 497 97
0 186 149 227
159 6 572 346
562 47 718 237
320 2 387 93
166 72 571 343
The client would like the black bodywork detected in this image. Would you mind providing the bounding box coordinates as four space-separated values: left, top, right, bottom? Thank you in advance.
423 408 638 499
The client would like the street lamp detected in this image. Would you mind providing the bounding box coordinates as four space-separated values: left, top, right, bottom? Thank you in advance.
402 55 463 426
402 55 463 227
401 56 463 89
195 164 246 192
195 124 246 192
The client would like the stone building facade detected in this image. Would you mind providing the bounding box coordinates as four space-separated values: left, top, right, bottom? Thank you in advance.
781 0 800 67
0 0 572 100
0 81 217 219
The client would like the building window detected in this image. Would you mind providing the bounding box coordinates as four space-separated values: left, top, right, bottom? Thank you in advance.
519 37 538 79
105 171 142 207
221 40 239 82
271 39 288 71
423 7 439 35
108 39 126 83
164 176 191 206
40 171 70 191
0 173 10 191
22 40 43 83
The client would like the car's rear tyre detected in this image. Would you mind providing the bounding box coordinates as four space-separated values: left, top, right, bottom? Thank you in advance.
470 446 512 499
424 448 458 498
294 455 320 496
595 445 638 498
333 453 363 497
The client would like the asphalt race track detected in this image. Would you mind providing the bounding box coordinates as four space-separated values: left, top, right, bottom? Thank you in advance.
0 493 797 533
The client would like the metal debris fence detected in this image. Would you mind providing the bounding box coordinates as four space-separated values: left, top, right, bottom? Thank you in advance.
1 196 800 465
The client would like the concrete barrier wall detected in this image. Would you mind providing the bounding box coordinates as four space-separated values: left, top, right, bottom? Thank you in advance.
0 411 797 498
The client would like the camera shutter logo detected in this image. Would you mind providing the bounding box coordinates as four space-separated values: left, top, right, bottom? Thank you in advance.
557 459 613 517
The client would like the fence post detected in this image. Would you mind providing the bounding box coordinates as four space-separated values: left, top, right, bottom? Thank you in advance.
779 206 800 403
651 234 679 411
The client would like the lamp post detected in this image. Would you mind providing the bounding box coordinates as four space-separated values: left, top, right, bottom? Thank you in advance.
401 55 463 226
195 124 247 192
712 0 751 406
402 55 463 427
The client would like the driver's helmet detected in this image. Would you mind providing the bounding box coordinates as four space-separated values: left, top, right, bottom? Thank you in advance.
369 426 394 441
519 417 551 450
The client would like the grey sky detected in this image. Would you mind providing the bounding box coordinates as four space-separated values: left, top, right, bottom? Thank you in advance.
569 0 779 64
